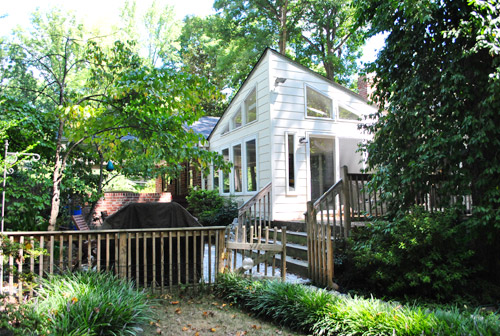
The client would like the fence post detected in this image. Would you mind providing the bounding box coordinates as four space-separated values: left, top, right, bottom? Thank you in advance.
341 166 352 238
281 226 287 282
306 201 315 281
118 233 127 278
217 229 226 275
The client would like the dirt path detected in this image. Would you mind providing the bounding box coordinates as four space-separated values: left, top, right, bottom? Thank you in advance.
141 292 307 336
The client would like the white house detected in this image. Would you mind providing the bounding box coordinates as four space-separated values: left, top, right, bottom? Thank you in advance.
207 48 376 221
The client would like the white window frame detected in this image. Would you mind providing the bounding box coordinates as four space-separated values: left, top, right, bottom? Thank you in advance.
304 84 334 120
231 106 242 130
285 132 297 195
243 86 257 125
244 137 258 193
338 103 361 122
220 147 231 195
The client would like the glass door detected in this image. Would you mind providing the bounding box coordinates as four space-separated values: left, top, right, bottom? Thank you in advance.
309 137 335 201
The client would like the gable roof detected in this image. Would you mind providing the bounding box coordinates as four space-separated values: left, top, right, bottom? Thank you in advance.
208 48 368 140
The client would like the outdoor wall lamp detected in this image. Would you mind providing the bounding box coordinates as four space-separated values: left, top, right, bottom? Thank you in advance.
299 137 308 144
274 77 287 86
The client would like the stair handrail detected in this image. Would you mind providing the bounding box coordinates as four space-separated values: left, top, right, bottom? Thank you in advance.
238 182 272 215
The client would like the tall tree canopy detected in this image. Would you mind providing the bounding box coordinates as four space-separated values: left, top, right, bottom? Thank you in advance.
213 0 367 84
357 0 500 221
1 8 226 230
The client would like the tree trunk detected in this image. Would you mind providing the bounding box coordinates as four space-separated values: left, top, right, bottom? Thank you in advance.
278 0 288 54
47 120 65 231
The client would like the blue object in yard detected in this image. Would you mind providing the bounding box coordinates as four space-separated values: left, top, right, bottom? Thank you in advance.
106 160 114 171
72 207 82 216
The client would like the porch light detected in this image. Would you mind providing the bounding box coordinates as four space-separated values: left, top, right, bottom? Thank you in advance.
274 77 287 86
299 137 308 144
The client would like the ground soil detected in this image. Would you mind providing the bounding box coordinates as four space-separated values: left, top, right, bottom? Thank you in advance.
141 291 307 336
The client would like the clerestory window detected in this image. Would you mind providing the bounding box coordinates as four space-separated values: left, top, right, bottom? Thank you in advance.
306 86 333 119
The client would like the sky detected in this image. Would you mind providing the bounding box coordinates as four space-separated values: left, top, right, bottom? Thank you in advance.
0 0 384 64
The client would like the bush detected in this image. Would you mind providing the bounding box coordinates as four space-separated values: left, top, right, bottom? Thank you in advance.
214 272 500 336
345 207 477 301
31 271 152 336
186 188 238 226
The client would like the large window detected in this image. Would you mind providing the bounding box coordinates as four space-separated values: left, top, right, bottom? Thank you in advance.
306 86 333 118
233 144 242 192
246 139 257 192
286 134 295 192
222 148 230 193
245 88 257 123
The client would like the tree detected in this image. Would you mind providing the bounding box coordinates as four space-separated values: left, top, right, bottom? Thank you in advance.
357 0 500 220
213 0 367 85
294 0 368 84
3 8 227 230
118 0 181 67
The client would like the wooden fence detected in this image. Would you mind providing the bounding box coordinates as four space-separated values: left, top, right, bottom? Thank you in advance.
305 180 346 289
0 226 226 299
226 224 286 281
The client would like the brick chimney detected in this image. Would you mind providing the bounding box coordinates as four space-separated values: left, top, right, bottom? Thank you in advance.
357 74 376 102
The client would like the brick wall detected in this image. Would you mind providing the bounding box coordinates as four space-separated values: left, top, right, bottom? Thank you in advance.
94 192 172 218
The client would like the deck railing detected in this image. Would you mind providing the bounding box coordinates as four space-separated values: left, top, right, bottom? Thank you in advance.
237 182 272 234
1 226 226 299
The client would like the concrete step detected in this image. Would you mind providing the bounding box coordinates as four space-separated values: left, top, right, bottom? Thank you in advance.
275 254 309 279
256 237 308 262
270 229 308 246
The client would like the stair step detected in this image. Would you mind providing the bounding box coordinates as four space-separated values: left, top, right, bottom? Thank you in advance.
275 254 308 279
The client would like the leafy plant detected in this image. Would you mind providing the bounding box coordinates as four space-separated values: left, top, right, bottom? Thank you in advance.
345 207 482 301
214 272 500 335
31 271 152 336
186 188 238 226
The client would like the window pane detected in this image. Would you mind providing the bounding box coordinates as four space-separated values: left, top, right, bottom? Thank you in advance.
306 87 332 118
222 148 230 193
213 168 219 192
221 124 229 135
246 139 257 192
287 134 295 191
245 88 257 123
232 107 242 129
233 144 242 192
339 106 359 120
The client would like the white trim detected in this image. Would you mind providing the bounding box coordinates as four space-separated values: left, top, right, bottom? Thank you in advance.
306 133 337 201
337 103 362 122
244 137 259 193
285 132 297 196
304 83 335 120
220 147 231 195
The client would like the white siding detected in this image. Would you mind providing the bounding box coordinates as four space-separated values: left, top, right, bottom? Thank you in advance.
269 52 376 221
209 51 272 206
208 49 375 221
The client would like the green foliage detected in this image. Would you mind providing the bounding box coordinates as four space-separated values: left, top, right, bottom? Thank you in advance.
356 0 500 220
0 235 46 335
215 272 500 335
31 271 152 336
346 207 488 301
186 188 238 226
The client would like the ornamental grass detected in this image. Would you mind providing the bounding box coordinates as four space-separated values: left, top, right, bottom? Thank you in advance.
31 271 152 336
214 272 500 336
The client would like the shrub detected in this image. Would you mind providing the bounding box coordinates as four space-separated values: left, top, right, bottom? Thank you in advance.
346 207 478 301
186 188 238 226
31 271 152 336
215 272 500 336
